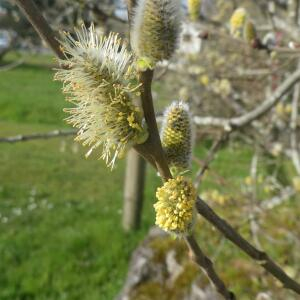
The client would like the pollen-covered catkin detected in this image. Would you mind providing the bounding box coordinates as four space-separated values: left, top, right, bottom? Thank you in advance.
188 0 201 22
131 0 181 66
230 8 257 44
154 176 196 236
230 7 247 38
161 101 193 175
54 25 148 169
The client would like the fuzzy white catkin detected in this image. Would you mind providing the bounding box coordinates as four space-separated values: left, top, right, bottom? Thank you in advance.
131 0 182 65
55 25 148 169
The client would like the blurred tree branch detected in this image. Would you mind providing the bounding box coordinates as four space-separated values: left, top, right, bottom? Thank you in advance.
194 69 300 129
0 129 76 143
186 235 235 299
13 0 64 59
195 193 300 293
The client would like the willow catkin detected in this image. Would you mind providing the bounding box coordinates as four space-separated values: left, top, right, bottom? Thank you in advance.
131 0 181 66
243 20 257 44
154 176 196 236
230 7 247 39
55 25 148 169
188 0 201 22
161 101 193 175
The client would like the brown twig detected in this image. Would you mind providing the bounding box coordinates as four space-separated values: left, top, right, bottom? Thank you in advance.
195 196 300 293
185 235 235 300
14 0 64 59
126 0 136 28
135 70 172 181
194 69 300 129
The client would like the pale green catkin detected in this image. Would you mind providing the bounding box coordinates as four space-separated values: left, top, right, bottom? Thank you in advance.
131 0 181 66
243 20 257 44
161 101 193 175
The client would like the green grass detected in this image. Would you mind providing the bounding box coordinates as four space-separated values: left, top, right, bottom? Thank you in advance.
0 54 157 299
0 132 155 300
0 53 66 125
0 54 298 300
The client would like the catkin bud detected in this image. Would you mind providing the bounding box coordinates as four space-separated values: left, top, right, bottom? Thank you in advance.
230 7 247 39
188 0 201 22
161 101 193 175
154 176 196 236
131 0 181 66
243 20 257 44
54 25 148 169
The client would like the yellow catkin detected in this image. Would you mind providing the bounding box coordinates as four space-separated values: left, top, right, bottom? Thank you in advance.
293 177 300 192
154 176 196 235
161 101 193 175
230 7 247 38
188 0 201 22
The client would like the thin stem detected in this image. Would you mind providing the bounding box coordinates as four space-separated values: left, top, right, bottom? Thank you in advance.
137 69 172 181
14 0 64 60
126 0 137 28
185 235 236 300
193 69 300 129
195 196 300 294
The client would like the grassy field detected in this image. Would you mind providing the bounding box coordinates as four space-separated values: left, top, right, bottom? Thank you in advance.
0 54 299 300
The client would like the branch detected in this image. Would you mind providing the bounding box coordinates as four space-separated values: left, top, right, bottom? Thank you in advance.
126 0 136 28
185 235 235 300
14 0 64 59
260 186 295 210
0 58 24 72
273 16 300 42
194 69 300 129
134 70 172 181
0 129 76 143
195 196 300 294
290 69 300 175
248 151 262 249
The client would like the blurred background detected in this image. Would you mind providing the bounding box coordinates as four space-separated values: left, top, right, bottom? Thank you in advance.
1 0 300 299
